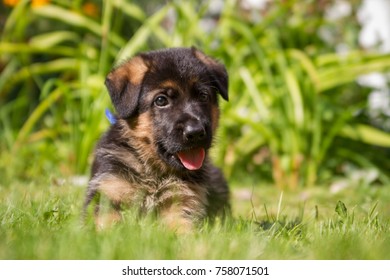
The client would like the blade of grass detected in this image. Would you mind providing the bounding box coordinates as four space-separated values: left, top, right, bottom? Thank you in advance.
340 124 390 147
1 0 30 41
2 58 79 95
285 69 304 128
15 85 64 148
0 42 76 56
116 5 171 61
33 4 125 48
288 49 320 91
276 191 284 222
239 67 269 120
99 0 113 76
112 0 146 22
29 31 80 48
318 56 390 92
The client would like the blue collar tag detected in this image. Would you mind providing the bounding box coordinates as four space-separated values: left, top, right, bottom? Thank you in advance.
105 108 117 124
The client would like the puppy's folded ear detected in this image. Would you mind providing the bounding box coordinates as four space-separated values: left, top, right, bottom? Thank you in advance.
105 56 148 119
192 47 229 101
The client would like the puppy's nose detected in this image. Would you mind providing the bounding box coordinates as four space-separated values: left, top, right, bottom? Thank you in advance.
183 123 206 142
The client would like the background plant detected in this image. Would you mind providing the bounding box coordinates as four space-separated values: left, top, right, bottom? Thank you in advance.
1 0 390 189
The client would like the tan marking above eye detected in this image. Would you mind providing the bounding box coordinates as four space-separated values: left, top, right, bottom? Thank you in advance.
159 79 178 89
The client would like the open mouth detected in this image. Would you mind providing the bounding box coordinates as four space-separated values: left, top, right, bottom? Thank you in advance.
176 147 206 170
157 142 208 171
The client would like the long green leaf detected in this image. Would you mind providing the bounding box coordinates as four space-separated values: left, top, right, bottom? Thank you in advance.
3 59 78 94
285 69 304 128
1 0 29 41
15 86 64 147
239 67 269 120
116 5 171 61
340 124 390 147
0 58 78 98
235 130 266 156
318 56 390 92
0 42 75 56
112 0 146 21
33 5 125 48
288 49 320 91
29 31 80 48
99 0 114 76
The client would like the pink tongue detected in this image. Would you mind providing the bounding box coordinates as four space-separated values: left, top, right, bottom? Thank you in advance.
177 148 205 170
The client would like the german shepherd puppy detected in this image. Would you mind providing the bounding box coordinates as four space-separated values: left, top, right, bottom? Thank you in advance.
84 47 230 231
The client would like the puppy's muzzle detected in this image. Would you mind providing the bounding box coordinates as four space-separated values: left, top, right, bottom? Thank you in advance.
175 119 210 171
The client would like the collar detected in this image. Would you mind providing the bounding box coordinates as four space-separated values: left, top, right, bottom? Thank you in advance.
105 108 117 124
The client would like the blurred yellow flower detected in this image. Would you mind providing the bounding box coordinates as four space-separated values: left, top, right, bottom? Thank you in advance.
3 0 50 7
82 2 99 18
32 0 50 8
3 0 19 7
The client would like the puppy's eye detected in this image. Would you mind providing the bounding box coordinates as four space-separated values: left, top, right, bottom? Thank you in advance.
154 95 169 107
199 91 209 102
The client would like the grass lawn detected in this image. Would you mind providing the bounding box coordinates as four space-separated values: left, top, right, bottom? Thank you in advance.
1 178 389 260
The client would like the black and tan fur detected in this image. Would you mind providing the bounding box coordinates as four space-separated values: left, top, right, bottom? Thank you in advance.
84 47 230 231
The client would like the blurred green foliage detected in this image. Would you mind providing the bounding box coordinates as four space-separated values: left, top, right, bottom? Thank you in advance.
1 0 390 189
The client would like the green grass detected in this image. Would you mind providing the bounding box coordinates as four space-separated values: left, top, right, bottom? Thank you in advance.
1 179 389 260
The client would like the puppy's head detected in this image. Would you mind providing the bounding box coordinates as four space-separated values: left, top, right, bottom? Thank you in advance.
105 47 228 171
